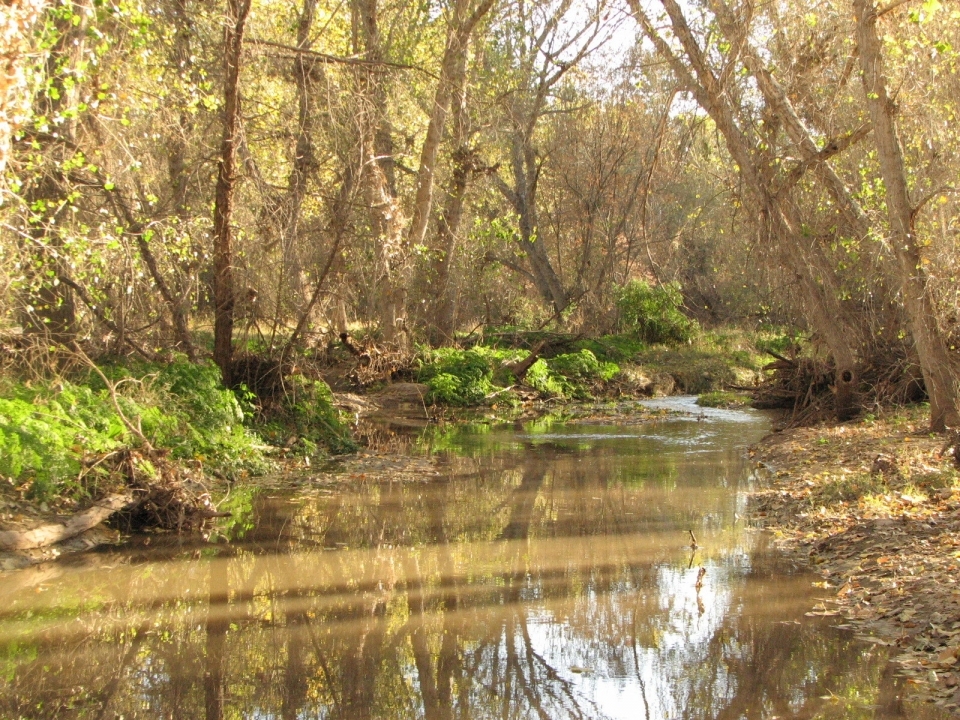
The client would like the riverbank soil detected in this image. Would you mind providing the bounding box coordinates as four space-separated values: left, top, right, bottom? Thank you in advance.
751 407 960 712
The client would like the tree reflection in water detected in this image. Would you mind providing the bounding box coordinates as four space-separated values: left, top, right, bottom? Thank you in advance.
0 413 951 719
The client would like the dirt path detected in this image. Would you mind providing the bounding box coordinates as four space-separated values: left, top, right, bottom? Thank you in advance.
750 408 960 713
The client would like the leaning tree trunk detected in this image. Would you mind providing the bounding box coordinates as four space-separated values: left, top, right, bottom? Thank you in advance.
854 0 960 431
212 0 251 385
634 0 863 418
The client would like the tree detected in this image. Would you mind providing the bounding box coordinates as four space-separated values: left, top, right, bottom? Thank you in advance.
212 0 252 384
631 0 870 417
0 0 49 177
488 0 615 316
854 0 960 430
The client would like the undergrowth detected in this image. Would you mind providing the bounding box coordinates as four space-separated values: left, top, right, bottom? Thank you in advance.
615 280 699 344
417 346 620 404
257 374 357 455
0 358 352 500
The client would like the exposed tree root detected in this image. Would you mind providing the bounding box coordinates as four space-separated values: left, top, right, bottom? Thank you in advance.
746 347 929 427
106 448 226 533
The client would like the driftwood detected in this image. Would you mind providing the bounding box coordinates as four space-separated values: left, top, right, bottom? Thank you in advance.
0 492 134 551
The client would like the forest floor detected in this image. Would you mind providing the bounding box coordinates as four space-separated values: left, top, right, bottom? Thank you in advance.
750 407 960 713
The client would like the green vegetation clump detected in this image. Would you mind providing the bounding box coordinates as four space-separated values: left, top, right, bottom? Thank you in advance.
547 349 620 382
524 359 568 398
0 383 123 499
574 335 647 363
98 360 271 478
417 346 523 405
0 358 353 500
417 346 621 404
261 374 357 455
615 280 699 345
697 391 752 408
0 361 271 498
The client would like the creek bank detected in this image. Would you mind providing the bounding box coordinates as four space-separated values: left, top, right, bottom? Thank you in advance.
0 327 767 568
750 410 960 713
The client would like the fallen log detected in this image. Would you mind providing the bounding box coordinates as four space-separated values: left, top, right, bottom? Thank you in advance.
0 492 134 552
503 341 547 381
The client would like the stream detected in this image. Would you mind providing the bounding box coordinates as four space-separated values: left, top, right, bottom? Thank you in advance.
0 397 948 719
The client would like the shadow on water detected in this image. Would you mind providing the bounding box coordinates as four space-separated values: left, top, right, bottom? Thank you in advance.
0 398 950 719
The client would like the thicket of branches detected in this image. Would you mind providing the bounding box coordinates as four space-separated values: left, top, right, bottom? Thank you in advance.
0 0 958 427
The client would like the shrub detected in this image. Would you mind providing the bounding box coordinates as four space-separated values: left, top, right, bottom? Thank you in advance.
276 375 357 454
417 347 522 405
103 360 270 478
0 360 276 498
524 359 569 398
615 280 699 345
0 385 122 498
575 335 646 363
547 349 620 382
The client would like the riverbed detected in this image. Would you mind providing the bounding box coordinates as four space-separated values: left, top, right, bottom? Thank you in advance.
0 397 948 718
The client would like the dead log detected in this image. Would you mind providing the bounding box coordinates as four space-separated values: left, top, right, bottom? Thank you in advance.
503 341 546 381
0 492 134 551
339 332 371 366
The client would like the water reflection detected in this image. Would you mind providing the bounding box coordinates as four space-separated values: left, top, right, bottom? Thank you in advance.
0 401 949 718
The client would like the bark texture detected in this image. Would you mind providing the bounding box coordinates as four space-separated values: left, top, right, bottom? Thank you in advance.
0 0 48 175
212 0 252 384
854 0 960 430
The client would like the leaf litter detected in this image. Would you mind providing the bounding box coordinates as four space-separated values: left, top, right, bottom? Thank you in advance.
750 408 960 713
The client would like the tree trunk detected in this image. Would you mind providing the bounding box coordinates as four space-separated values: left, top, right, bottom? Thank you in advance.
710 0 870 241
278 0 320 309
355 0 407 344
854 0 960 430
433 144 472 343
406 0 494 251
212 0 251 385
0 492 133 551
634 0 862 415
495 136 569 314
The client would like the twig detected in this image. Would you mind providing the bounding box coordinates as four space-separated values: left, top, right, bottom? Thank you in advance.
72 342 152 449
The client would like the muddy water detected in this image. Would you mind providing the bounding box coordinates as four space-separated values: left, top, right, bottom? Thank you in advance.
0 398 948 719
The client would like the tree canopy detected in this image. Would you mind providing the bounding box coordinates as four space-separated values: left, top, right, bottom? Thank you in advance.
1 0 958 428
